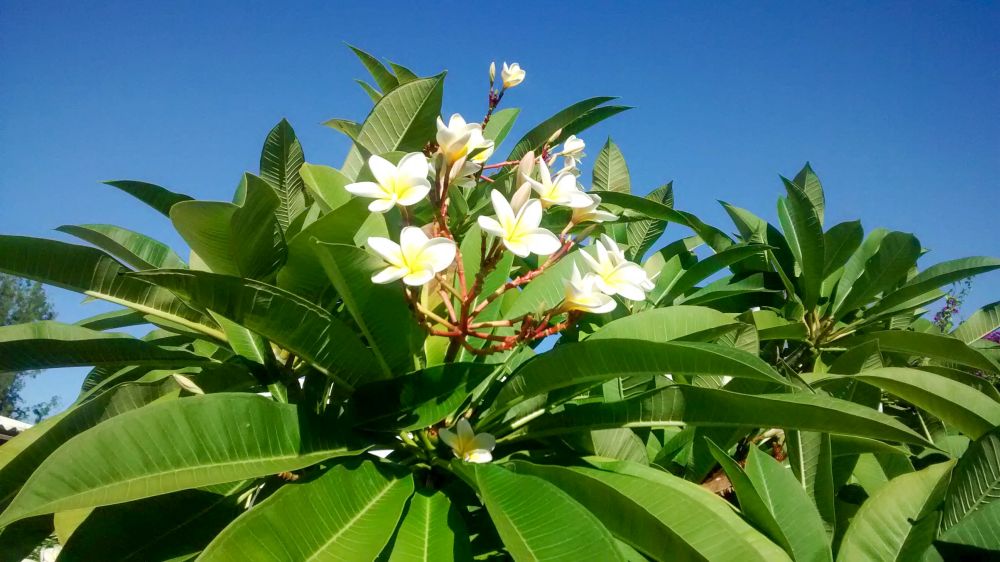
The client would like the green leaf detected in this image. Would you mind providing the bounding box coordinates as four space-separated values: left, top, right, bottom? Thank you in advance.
952 300 1000 344
0 394 361 526
837 460 954 562
843 331 1000 374
453 462 625 562
0 321 210 371
495 339 788 409
299 162 352 213
777 178 825 309
356 79 383 102
589 306 739 343
259 119 308 232
785 430 836 535
707 442 832 561
342 75 445 178
792 162 825 225
321 117 363 141
56 224 187 270
832 231 920 318
870 257 1000 318
517 385 930 446
626 182 673 260
483 107 520 147
388 61 419 84
817 367 1000 439
348 44 399 93
103 180 193 217
0 236 222 340
659 244 770 306
506 97 616 162
558 105 632 141
386 489 471 562
312 241 419 376
515 459 790 561
73 309 147 331
58 484 248 561
941 426 1000 547
133 270 380 390
0 516 54 561
592 138 631 194
822 221 863 278
349 363 494 431
597 191 735 253
202 460 412 561
505 253 582 320
170 173 286 279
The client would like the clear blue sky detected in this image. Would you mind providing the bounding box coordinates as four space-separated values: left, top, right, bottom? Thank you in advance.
2 1 997 413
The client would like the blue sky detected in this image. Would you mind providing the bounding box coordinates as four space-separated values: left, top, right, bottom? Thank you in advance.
2 1 997 412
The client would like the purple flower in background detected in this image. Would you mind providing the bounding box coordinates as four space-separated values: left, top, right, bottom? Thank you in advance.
985 329 1000 344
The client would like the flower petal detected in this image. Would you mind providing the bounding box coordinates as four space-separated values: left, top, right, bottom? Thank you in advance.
477 216 504 237
418 238 457 273
399 226 430 260
371 266 408 284
367 237 404 266
456 418 475 442
438 428 458 449
503 238 531 258
402 270 435 286
516 199 544 230
489 189 516 228
368 198 396 213
397 152 429 180
367 154 396 188
396 181 431 206
470 433 496 452
522 228 561 256
344 181 385 198
464 450 493 463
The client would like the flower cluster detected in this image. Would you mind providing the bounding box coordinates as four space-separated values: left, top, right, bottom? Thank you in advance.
341 62 644 358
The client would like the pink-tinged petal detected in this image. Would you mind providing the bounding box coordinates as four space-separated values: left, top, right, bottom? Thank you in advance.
344 181 385 198
477 216 504 237
402 270 435 286
368 198 395 213
367 154 396 187
396 181 431 206
367 237 405 266
418 238 457 273
522 228 561 256
503 238 531 258
371 266 408 284
397 152 429 180
517 199 544 230
399 226 430 259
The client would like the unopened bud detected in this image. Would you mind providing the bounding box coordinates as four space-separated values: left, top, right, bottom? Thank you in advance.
489 61 496 84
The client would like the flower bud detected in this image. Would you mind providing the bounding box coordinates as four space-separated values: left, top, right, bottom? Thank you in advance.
489 61 496 85
501 62 525 89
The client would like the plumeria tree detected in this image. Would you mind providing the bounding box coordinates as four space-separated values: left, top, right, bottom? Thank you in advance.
0 47 999 561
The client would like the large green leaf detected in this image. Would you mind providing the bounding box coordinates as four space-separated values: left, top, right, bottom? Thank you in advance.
658 244 769 306
843 331 1000 374
56 224 187 270
785 430 836 534
0 321 210 371
0 236 222 340
588 306 739 343
941 427 1000 541
777 179 825 309
837 461 954 562
506 97 616 162
504 253 582 320
495 339 787 409
133 270 380 390
103 180 193 217
516 385 930 446
312 241 419 376
298 162 352 213
952 300 1000 344
482 107 520 147
597 191 735 253
259 119 307 232
515 459 790 561
832 231 920 318
0 378 181 506
592 138 630 194
626 182 673 260
453 462 625 561
348 363 494 431
201 460 412 561
342 75 445 178
869 257 1000 318
792 163 825 225
58 483 248 561
348 44 399 93
170 173 286 279
822 221 863 279
0 394 360 526
385 489 471 561
707 442 832 561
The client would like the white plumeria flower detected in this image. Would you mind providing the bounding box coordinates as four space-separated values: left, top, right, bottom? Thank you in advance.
501 62 525 89
572 194 619 224
367 226 456 286
559 135 586 168
478 190 561 258
563 264 617 314
580 235 653 301
525 160 592 209
439 418 495 463
345 154 431 213
436 113 493 165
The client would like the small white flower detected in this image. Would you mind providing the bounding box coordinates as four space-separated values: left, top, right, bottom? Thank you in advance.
571 194 619 224
345 154 431 213
525 160 592 209
436 113 493 165
580 235 654 301
501 62 525 89
478 190 561 258
559 135 586 168
367 226 456 286
563 264 617 314
439 418 495 463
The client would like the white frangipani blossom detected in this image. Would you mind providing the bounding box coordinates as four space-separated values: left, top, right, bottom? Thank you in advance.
559 135 586 168
436 113 493 165
367 226 456 286
580 235 654 301
478 189 561 258
439 418 495 463
572 193 619 224
525 160 592 209
345 154 431 213
563 264 617 314
501 62 525 89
